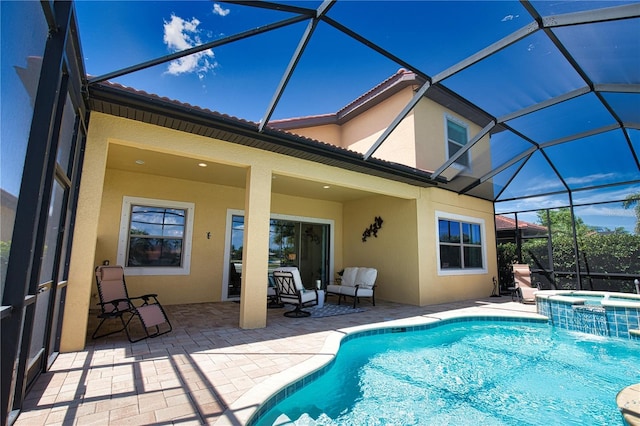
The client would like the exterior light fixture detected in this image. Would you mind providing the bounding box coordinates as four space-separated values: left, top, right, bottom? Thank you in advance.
135 160 145 165
323 185 330 189
198 162 207 167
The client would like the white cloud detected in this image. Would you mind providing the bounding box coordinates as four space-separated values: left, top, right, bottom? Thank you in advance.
565 173 618 186
163 14 217 76
501 14 519 22
575 204 635 217
213 3 230 17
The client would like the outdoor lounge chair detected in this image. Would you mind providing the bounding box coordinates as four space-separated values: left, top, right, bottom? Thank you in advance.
272 267 318 317
326 267 377 308
92 265 172 342
512 263 540 304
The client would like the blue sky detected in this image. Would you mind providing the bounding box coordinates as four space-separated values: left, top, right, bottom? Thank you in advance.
73 0 640 233
74 1 638 121
5 0 633 232
75 1 535 121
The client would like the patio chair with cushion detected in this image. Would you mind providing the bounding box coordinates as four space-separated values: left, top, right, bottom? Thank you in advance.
272 267 318 317
267 275 284 308
326 267 377 308
512 263 540 304
92 265 172 342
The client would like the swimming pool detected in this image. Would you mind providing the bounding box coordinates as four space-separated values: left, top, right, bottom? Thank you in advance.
251 318 639 425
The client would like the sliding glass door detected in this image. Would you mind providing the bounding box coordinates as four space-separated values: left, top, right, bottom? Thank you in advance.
226 214 330 299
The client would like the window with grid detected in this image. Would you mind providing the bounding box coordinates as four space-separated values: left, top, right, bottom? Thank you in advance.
437 214 485 273
118 197 194 275
128 205 186 267
446 116 470 168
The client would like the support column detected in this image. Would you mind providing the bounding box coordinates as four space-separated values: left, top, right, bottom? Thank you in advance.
239 164 272 329
59 121 109 351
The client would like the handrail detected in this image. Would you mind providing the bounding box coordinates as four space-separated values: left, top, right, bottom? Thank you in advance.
550 270 638 280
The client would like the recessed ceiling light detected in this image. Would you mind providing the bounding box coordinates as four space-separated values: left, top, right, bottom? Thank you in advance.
198 162 207 167
323 185 330 189
135 160 145 165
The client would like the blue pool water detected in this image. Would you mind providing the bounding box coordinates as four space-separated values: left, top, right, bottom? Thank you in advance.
254 320 640 425
573 294 637 305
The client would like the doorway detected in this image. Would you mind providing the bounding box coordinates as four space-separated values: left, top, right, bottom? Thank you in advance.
224 211 333 300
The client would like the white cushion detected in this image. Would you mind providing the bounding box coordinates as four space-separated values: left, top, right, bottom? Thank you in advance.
326 284 342 294
355 268 377 289
338 286 373 298
341 267 358 287
274 267 305 291
280 290 316 304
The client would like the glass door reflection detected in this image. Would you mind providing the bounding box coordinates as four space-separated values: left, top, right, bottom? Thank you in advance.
227 216 329 298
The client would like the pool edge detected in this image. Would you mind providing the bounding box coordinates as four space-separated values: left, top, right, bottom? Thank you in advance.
617 383 640 426
221 310 546 426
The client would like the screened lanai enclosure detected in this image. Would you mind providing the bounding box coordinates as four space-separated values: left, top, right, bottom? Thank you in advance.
78 0 639 292
1 1 639 423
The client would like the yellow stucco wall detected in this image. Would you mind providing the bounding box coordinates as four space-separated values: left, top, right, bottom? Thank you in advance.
93 168 346 307
418 187 497 305
414 97 446 172
343 195 421 304
343 188 497 307
62 113 417 349
276 87 418 166
95 169 243 305
63 108 497 350
341 87 417 165
414 97 490 174
286 123 342 146
286 89 490 175
60 115 109 351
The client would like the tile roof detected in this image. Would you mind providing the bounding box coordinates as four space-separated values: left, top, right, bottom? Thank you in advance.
269 68 492 131
88 79 445 188
495 215 547 232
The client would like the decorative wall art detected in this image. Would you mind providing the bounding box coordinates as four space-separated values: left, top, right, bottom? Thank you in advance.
362 216 383 242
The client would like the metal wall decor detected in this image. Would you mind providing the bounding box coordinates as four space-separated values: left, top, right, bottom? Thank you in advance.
362 216 384 242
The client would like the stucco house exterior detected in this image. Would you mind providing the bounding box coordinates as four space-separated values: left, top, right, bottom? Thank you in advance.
59 68 497 351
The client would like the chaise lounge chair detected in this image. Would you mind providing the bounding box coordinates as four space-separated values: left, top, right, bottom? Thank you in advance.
326 267 377 308
512 263 540 304
272 267 318 317
92 265 172 342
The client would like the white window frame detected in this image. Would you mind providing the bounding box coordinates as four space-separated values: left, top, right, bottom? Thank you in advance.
117 196 195 276
444 114 470 170
435 211 487 276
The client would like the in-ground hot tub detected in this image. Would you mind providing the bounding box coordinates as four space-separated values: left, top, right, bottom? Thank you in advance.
536 290 640 339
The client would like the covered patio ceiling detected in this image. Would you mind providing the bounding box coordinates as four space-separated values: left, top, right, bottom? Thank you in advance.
80 0 640 210
106 144 381 202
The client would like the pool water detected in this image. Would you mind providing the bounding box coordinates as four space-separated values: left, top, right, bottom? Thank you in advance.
254 321 640 425
574 294 637 305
